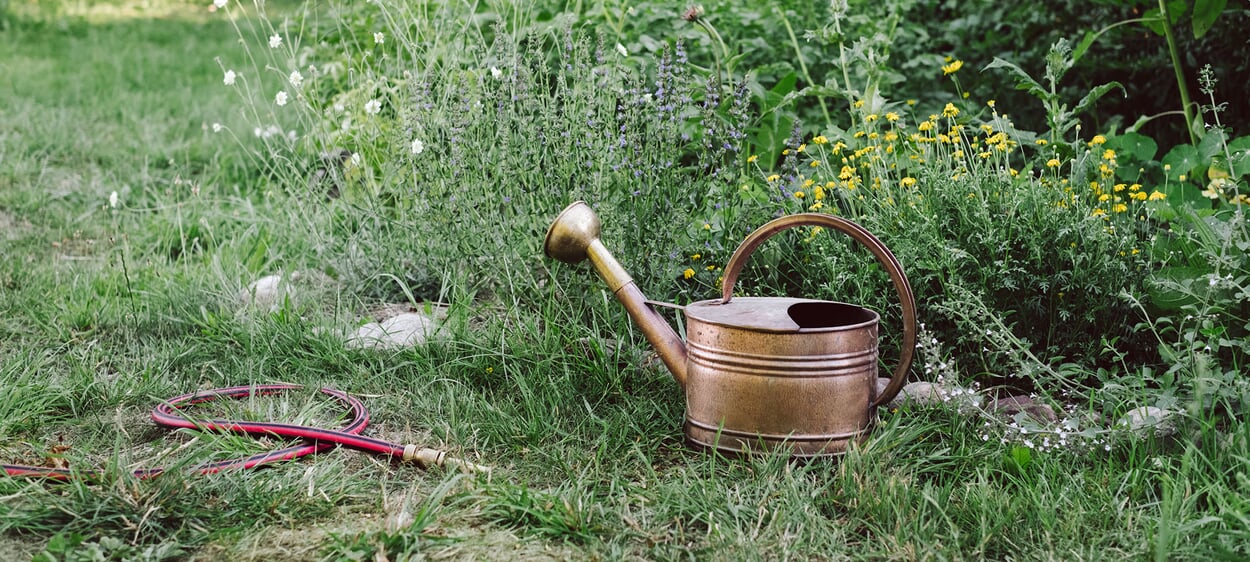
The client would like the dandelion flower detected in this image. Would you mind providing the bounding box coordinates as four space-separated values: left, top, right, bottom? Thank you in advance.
223 69 236 86
767 174 780 182
269 33 282 49
942 103 959 118
683 268 696 279
900 177 917 188
1089 135 1107 146
747 154 758 163
1149 190 1166 201
812 135 828 145
365 99 381 114
615 43 628 57
275 90 288 106
288 70 303 88
410 138 424 155
374 32 385 44
794 191 805 199
885 112 899 122
1046 158 1061 168
942 59 964 75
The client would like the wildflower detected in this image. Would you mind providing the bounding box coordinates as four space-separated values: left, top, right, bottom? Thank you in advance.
797 143 806 153
812 135 828 145
1102 149 1116 161
1149 190 1166 201
1046 158 1060 168
288 70 303 88
906 99 917 106
269 33 282 49
691 253 701 261
616 43 628 57
1092 208 1106 217
794 191 805 199
1163 164 1172 172
211 123 223 133
810 160 820 168
374 32 385 45
1112 203 1128 213
1089 135 1107 146
942 103 959 118
802 179 815 188
839 166 855 180
683 268 695 279
108 191 119 208
682 5 704 21
941 59 964 75
864 114 879 123
900 177 917 188
766 174 780 182
365 99 382 114
987 100 996 108
1035 139 1048 146
813 186 826 199
853 100 865 108
275 90 288 106
223 69 236 86
747 154 758 163
918 121 933 132
1131 191 1148 201
702 223 711 230
410 138 424 155
885 112 899 123
213 0 227 8
808 202 824 211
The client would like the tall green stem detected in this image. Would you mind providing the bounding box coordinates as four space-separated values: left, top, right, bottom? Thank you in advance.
776 7 832 131
1159 0 1198 145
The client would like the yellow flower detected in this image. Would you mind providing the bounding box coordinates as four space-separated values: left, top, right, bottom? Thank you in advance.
812 135 829 145
885 112 900 122
1149 191 1166 200
808 202 824 211
705 265 716 271
906 99 917 106
942 103 960 118
683 268 695 279
1131 191 1148 201
1102 149 1116 161
702 223 711 230
839 165 856 180
918 121 933 132
767 174 780 182
1092 208 1106 217
813 186 826 199
900 177 917 188
1112 203 1128 213
1163 164 1171 171
1129 183 1141 192
1098 194 1110 202
1046 158 1061 168
811 160 821 168
794 191 805 199
797 143 807 153
987 99 996 108
1089 135 1107 146
942 59 964 75
1114 183 1126 192
691 253 701 261
747 154 758 163
782 149 791 156
864 114 879 123
1036 139 1048 146
854 100 865 108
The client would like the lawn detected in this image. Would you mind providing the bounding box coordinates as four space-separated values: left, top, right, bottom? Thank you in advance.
2 1 1249 560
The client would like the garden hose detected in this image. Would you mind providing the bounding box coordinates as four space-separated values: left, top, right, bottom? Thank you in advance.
2 384 489 480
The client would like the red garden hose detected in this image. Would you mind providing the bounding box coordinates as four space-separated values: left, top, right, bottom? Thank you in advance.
3 384 488 480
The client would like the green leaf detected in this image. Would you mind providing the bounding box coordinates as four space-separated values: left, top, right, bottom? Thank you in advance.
983 58 1048 100
1192 0 1227 38
1072 30 1098 64
1072 81 1124 117
1107 132 1158 162
1162 144 1200 180
1226 135 1250 178
1197 127 1227 161
1147 266 1210 310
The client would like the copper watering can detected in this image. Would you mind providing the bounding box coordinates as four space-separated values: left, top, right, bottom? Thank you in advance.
545 202 917 457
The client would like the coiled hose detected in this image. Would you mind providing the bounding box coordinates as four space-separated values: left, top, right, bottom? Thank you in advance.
3 384 488 480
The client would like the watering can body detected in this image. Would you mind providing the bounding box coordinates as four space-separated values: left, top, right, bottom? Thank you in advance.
545 202 916 457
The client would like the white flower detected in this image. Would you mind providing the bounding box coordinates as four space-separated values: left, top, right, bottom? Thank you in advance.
275 90 288 106
410 138 424 155
223 69 236 86
213 0 227 8
268 34 282 49
253 127 262 137
288 70 303 88
374 32 385 44
349 153 362 167
490 66 502 80
108 191 119 209
211 123 223 133
615 42 628 57
364 99 381 114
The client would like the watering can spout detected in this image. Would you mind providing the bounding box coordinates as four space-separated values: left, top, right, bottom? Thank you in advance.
545 202 688 387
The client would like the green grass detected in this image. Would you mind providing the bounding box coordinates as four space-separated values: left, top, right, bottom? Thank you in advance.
2 1 1249 560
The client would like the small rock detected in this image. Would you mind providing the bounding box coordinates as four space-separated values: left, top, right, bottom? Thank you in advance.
238 274 290 311
346 312 440 350
898 381 947 406
1117 406 1178 435
988 395 1058 424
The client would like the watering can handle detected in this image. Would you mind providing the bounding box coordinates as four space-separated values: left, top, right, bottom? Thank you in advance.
720 213 917 409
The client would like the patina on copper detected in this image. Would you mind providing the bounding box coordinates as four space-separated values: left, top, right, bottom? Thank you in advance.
545 202 917 457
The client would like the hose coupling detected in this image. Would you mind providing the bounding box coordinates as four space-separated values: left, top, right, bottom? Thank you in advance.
402 445 491 474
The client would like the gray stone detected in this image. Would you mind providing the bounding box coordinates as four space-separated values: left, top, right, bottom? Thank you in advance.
988 395 1058 424
898 381 947 406
1117 406 1178 435
346 312 440 349
238 274 290 311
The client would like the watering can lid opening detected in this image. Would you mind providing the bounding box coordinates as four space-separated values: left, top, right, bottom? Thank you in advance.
685 297 879 333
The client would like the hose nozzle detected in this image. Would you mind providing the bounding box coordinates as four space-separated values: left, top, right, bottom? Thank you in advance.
402 445 491 474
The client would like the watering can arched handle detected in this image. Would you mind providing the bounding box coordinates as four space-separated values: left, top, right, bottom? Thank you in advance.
719 214 917 409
